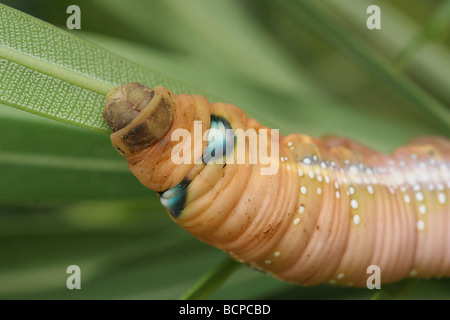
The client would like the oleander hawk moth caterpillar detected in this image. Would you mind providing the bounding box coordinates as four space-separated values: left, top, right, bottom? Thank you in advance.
103 82 450 287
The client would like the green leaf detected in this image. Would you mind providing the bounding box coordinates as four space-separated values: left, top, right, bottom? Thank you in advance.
322 0 450 105
394 0 450 68
278 0 450 132
0 105 152 203
88 0 314 96
0 4 208 132
370 279 417 300
0 201 223 299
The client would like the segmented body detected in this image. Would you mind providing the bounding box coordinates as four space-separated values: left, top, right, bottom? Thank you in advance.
105 85 450 287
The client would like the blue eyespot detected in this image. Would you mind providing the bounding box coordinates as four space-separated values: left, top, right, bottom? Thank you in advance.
159 179 189 219
160 116 234 218
202 115 234 164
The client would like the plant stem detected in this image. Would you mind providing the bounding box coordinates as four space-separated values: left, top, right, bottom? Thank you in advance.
179 256 241 300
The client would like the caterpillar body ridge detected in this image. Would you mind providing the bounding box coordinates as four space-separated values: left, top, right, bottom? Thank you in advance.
103 82 450 287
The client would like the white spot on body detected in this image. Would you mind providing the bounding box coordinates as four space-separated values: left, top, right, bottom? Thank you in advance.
353 214 361 225
264 260 272 265
404 194 411 203
415 192 424 202
303 158 311 165
337 273 345 280
419 205 427 214
351 199 359 209
299 206 305 214
438 193 447 204
274 251 281 257
367 185 374 195
317 187 322 195
349 186 355 195
293 218 301 225
417 220 425 230
301 186 307 194
336 191 340 199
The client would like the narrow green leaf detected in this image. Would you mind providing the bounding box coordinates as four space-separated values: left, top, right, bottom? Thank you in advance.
370 279 417 300
0 105 151 203
90 0 314 96
0 46 113 96
0 4 208 132
322 0 450 106
394 1 450 68
0 201 223 299
179 257 241 300
280 0 450 131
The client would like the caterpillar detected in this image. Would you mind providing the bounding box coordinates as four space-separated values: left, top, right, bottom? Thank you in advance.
103 82 450 287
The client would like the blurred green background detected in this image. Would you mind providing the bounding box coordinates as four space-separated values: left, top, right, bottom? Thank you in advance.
0 0 449 299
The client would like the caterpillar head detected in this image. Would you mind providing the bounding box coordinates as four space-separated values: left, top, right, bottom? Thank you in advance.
103 82 175 156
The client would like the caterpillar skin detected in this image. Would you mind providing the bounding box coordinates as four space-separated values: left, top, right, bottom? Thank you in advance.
103 83 450 287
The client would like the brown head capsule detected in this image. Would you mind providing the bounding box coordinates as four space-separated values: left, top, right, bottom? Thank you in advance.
103 82 175 155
